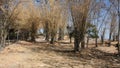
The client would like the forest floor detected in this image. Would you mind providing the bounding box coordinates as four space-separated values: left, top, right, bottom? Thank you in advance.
0 37 120 68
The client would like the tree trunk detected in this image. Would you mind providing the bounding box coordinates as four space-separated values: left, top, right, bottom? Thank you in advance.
118 10 120 54
112 34 117 41
58 28 64 40
101 27 106 44
74 37 80 52
108 31 112 47
112 35 115 41
101 35 104 44
31 34 35 42
95 37 98 47
81 41 85 49
30 22 36 42
86 36 89 48
69 33 72 43
16 31 19 41
44 22 50 41
116 35 118 41
1 29 7 48
45 30 49 41
50 35 55 44
81 36 85 49
74 28 80 52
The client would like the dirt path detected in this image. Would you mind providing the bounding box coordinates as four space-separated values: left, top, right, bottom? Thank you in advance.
0 41 92 68
0 40 120 68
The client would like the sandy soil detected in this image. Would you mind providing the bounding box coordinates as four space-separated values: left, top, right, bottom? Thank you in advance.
0 39 120 68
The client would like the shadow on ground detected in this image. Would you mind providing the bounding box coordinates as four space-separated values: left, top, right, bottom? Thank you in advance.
21 42 120 68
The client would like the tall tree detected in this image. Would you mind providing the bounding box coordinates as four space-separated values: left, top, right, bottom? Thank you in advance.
109 0 120 54
0 0 21 47
68 0 91 52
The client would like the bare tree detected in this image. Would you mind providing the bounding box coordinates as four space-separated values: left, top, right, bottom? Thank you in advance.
68 0 91 52
109 0 120 54
40 0 68 44
108 11 117 46
0 0 22 48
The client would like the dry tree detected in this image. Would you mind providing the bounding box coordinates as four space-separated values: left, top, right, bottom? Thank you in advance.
41 0 68 44
16 0 41 41
68 0 91 52
0 0 22 47
107 9 117 46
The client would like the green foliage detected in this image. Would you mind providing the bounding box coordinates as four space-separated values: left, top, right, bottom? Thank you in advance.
86 23 99 38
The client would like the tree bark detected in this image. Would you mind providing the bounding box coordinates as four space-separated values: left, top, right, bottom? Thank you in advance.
58 28 64 40
50 30 56 44
108 31 112 47
1 29 7 48
73 28 81 52
74 37 80 52
31 34 35 42
81 41 85 49
30 22 36 42
101 35 104 44
69 32 73 43
45 30 49 41
86 36 89 48
44 22 50 41
101 28 105 44
118 11 120 54
50 35 55 44
81 36 85 49
112 35 116 41
95 37 98 47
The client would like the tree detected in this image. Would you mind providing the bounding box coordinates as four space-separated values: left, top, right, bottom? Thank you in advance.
40 0 68 44
0 0 22 48
67 25 74 43
109 0 120 54
86 23 98 47
68 0 91 52
90 0 108 47
108 10 117 46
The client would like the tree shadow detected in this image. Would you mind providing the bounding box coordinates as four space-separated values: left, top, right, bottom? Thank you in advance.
24 41 120 67
35 41 48 44
58 42 72 44
53 49 75 53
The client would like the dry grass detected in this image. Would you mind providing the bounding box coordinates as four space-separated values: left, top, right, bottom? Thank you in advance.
0 39 120 68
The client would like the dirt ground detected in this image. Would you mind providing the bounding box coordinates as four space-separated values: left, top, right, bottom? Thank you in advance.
0 38 120 68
